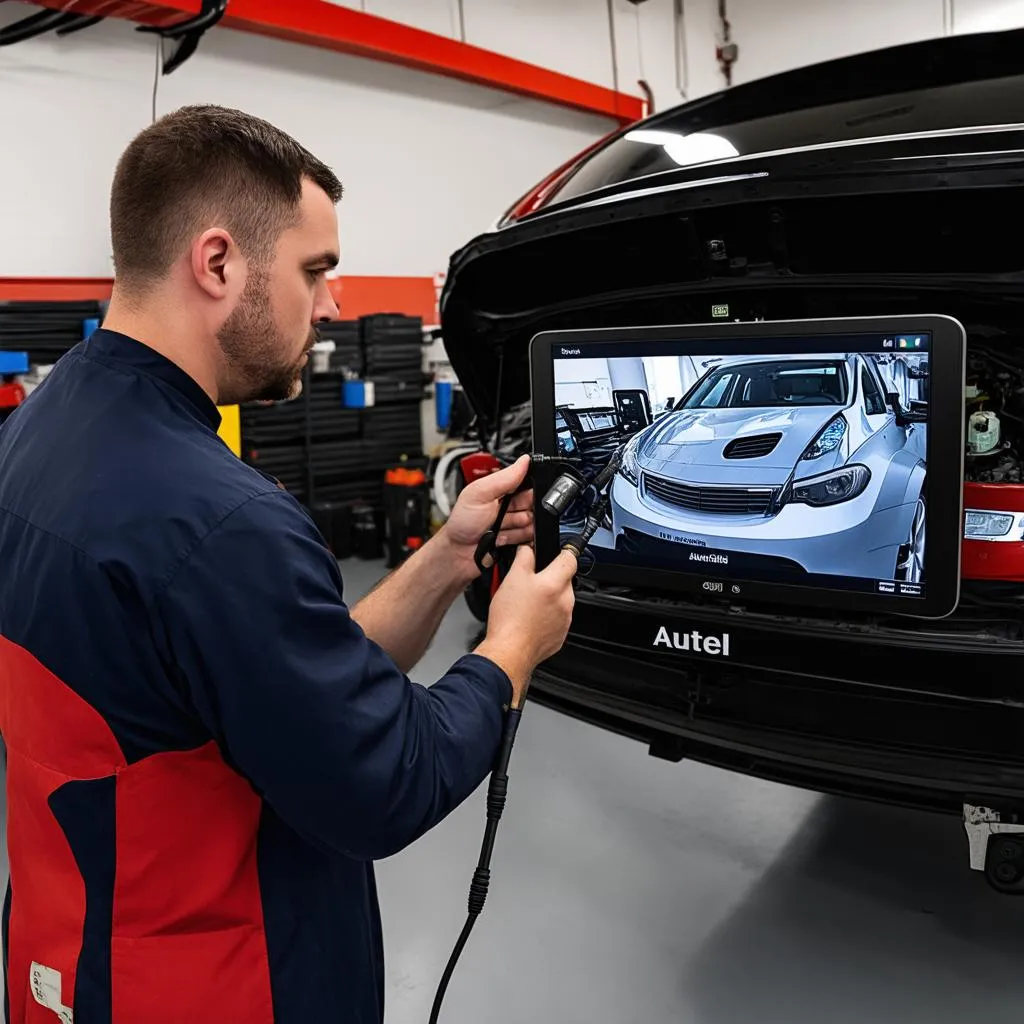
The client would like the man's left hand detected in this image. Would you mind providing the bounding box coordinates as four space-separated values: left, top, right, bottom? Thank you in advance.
442 454 535 575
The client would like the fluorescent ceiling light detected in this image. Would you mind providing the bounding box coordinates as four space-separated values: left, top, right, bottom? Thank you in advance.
625 129 740 167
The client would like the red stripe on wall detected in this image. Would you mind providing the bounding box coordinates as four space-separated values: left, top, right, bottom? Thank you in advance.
328 276 438 323
0 279 115 303
0 277 439 323
32 0 644 124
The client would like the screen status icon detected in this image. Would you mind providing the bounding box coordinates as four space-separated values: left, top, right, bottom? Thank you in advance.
896 336 924 350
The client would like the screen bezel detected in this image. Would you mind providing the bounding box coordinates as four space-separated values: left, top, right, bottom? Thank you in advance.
529 315 966 619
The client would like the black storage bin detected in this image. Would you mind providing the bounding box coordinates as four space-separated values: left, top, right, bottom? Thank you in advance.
363 407 422 462
240 399 308 446
318 320 362 375
363 344 422 374
309 439 381 477
367 376 424 405
351 502 382 560
383 463 431 568
0 301 103 365
310 500 355 559
236 313 429 532
360 313 422 349
312 474 385 510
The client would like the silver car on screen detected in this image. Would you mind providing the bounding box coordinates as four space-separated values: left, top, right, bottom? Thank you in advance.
608 353 927 581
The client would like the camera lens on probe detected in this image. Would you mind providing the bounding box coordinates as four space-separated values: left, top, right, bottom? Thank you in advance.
541 472 583 517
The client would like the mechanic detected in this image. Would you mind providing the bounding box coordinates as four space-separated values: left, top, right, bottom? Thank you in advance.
0 105 577 1024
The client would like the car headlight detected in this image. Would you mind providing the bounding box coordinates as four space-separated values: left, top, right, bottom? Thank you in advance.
620 438 641 484
802 415 847 460
964 509 1022 540
790 465 870 507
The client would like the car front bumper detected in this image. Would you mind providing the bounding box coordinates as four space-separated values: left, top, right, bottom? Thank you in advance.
531 585 1024 813
608 474 910 578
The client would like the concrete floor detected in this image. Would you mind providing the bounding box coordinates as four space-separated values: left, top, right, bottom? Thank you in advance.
3 557 1024 1021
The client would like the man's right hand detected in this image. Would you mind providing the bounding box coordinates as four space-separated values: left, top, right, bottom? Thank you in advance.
475 545 578 707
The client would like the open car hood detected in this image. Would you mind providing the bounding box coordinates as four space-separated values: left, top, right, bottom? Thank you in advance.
440 29 1024 435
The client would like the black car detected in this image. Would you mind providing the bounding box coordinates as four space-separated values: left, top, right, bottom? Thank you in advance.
440 29 1024 889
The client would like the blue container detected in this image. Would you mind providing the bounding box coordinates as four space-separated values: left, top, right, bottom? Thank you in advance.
435 380 453 431
342 380 376 408
0 351 29 374
83 318 100 341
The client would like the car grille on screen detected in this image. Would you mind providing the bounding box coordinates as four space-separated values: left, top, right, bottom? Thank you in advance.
642 473 775 514
722 433 782 459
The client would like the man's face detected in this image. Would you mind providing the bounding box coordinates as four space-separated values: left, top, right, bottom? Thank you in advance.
216 179 340 405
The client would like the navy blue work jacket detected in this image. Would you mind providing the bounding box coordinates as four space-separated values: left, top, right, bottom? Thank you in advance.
0 329 510 1024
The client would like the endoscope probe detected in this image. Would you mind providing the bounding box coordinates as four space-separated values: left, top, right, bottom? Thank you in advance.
430 448 625 1024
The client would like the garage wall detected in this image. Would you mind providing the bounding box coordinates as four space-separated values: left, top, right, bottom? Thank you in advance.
0 0 693 282
325 0 698 110
554 358 614 409
721 0 1024 87
3 0 1022 284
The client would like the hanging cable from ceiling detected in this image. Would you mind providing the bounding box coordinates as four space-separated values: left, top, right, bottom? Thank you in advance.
605 0 620 95
152 34 163 123
675 0 689 101
716 0 738 87
624 0 654 114
633 1 645 85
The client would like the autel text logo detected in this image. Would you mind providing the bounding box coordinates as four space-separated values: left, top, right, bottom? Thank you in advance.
653 626 731 656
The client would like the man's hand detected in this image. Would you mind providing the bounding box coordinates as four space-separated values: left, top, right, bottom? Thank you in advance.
475 545 578 708
440 454 535 577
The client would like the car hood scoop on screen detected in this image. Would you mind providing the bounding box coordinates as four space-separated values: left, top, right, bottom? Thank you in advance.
723 433 782 458
640 407 836 466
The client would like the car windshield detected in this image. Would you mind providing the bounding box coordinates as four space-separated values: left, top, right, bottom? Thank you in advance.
541 32 1024 210
682 361 849 409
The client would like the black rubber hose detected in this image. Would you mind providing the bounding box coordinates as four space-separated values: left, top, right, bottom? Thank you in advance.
428 707 523 1024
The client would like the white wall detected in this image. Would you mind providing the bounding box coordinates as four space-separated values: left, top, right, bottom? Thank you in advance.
463 0 618 89
724 0 944 86
948 0 1024 31
721 0 1024 88
1 0 675 279
612 0 689 113
554 358 613 408
328 0 696 111
4 0 1024 281
156 26 615 279
328 0 463 38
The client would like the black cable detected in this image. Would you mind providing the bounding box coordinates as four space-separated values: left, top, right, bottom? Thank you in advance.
492 347 505 454
429 458 599 1022
429 707 523 1024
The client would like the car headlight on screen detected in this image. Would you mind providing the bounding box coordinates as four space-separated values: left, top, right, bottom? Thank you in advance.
964 510 1019 540
802 415 847 460
620 439 640 485
791 465 870 507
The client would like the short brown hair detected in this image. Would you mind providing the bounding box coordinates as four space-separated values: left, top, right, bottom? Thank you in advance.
110 105 343 291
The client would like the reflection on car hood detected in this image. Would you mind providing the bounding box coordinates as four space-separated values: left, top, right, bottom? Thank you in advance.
637 406 840 486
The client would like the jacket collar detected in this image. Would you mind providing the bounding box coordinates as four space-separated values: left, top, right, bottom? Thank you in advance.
84 329 222 430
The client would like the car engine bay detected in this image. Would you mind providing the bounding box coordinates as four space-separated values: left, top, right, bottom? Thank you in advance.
965 339 1024 484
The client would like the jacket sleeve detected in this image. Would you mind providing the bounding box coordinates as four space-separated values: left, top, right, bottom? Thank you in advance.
153 490 512 861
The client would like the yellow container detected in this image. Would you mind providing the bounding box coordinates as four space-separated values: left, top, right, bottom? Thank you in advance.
217 405 241 457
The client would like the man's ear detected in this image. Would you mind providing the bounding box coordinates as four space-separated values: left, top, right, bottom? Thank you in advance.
191 228 237 300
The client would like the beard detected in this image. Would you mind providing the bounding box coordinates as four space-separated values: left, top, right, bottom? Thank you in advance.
216 267 317 405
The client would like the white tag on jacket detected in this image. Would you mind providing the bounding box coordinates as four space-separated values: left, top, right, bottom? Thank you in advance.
30 962 73 1023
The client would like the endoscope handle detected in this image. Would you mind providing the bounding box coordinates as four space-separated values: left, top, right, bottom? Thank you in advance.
473 491 514 573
